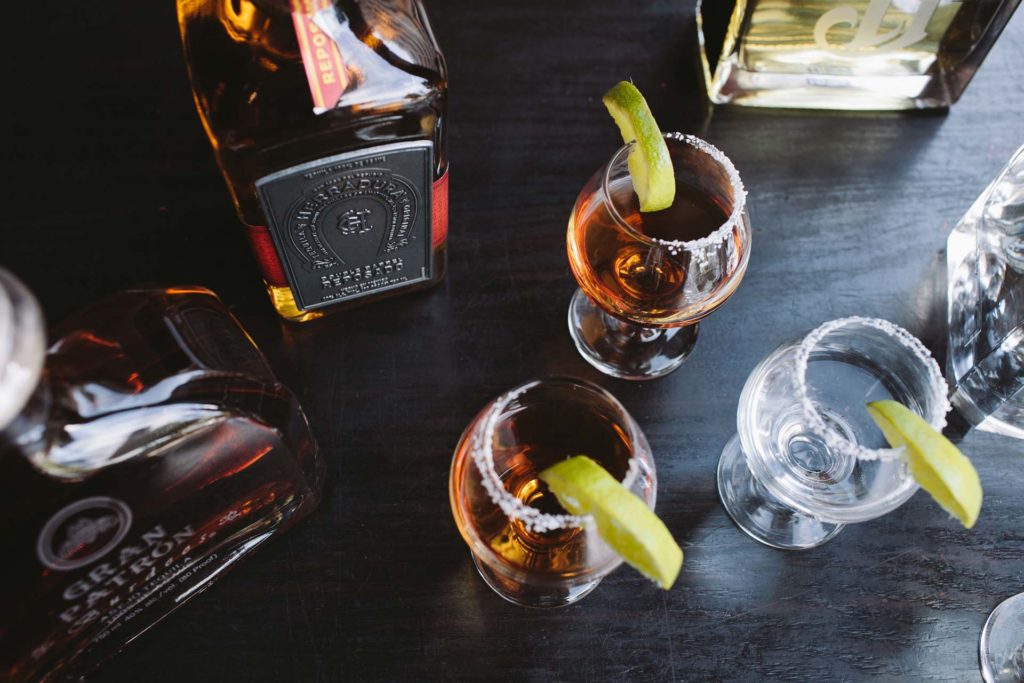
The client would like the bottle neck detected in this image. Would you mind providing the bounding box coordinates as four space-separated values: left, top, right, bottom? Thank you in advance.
0 377 51 457
0 269 47 452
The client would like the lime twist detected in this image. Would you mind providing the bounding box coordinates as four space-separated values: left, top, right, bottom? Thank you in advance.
539 455 683 589
602 81 675 213
866 400 982 529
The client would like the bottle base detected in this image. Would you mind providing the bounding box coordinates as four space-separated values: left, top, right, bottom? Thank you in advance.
705 62 951 111
264 244 447 322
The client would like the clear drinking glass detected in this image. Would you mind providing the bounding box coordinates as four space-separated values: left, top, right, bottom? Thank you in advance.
981 593 1024 682
566 133 751 380
717 317 950 549
449 378 656 607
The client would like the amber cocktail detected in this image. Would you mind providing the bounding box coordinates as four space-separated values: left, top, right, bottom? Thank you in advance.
567 133 750 380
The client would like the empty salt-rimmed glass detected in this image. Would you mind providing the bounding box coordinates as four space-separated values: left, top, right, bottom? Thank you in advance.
717 316 950 550
566 132 751 380
448 378 656 607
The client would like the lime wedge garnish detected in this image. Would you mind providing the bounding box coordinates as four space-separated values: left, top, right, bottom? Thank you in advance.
602 81 675 213
866 400 982 529
539 455 682 589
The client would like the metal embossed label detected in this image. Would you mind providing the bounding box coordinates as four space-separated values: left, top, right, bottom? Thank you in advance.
255 142 433 312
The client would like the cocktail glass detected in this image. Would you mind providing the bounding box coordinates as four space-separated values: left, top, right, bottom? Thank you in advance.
717 317 950 549
449 378 656 607
566 133 750 380
981 593 1024 682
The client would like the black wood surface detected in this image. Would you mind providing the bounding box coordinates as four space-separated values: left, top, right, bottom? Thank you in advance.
5 1 1024 681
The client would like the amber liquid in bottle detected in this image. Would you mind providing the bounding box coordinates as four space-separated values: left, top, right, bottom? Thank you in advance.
0 287 323 680
178 0 449 321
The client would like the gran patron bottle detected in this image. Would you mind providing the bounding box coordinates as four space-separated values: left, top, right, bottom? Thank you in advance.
698 0 1020 110
178 0 449 321
0 271 324 680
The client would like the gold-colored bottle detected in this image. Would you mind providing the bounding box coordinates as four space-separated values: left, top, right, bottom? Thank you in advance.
178 0 448 321
699 0 1020 110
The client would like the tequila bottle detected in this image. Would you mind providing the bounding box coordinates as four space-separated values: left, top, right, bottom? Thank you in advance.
0 272 324 680
947 145 1024 440
698 0 1020 110
178 0 448 322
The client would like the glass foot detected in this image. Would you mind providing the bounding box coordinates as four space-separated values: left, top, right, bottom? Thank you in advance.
567 288 697 381
981 593 1024 683
717 434 844 550
471 553 601 608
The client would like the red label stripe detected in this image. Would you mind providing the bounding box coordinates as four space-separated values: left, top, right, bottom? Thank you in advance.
432 170 449 248
292 0 348 113
245 224 288 287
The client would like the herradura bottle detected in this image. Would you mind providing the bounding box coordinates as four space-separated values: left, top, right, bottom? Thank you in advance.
178 0 449 322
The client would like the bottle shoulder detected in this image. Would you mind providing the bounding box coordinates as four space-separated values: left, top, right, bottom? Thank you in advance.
178 0 446 141
36 287 308 477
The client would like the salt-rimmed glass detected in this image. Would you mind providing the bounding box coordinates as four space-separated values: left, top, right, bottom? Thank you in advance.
449 378 656 607
566 133 751 380
0 268 46 433
717 317 950 550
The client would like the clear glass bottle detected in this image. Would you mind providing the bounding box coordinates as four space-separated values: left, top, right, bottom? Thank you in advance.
947 144 1024 440
698 0 1021 110
178 0 448 322
0 271 324 680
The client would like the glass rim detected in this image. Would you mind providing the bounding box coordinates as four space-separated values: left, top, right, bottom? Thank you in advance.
793 316 950 462
603 132 748 251
469 377 643 533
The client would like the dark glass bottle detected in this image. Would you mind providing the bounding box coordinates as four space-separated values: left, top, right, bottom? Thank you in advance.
178 0 449 321
0 271 324 680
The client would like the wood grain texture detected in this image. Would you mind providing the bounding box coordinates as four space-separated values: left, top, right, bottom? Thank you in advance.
4 1 1024 681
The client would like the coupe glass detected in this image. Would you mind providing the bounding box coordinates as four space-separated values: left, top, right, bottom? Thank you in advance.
566 133 751 380
717 317 950 550
947 143 1024 440
981 593 1024 682
449 378 656 607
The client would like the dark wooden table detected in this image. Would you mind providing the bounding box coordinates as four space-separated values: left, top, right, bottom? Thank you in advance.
7 1 1024 680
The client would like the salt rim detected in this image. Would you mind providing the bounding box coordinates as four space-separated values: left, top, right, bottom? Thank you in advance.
604 132 748 254
793 316 951 462
469 380 641 534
